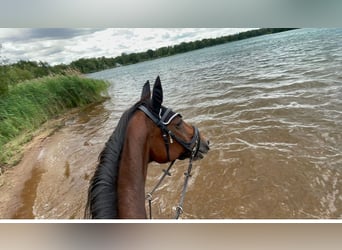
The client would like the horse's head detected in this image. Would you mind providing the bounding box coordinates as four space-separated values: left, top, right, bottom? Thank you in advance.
138 76 210 163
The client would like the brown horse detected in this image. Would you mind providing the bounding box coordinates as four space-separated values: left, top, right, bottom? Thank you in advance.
85 76 209 219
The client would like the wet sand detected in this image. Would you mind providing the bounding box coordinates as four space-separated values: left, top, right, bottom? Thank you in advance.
0 103 109 219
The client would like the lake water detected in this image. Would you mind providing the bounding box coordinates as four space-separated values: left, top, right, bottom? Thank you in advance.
89 28 342 219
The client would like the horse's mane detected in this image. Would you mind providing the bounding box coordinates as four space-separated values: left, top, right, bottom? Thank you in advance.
85 101 146 219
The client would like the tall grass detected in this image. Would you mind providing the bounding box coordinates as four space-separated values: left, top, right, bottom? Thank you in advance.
0 75 108 165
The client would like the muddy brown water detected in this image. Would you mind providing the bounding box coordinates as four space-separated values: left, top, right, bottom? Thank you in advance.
1 29 342 219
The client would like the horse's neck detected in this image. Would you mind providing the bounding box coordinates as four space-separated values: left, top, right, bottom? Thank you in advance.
117 113 150 218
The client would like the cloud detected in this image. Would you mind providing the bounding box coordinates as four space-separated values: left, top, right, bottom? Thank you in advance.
27 28 102 40
0 28 102 42
1 28 253 65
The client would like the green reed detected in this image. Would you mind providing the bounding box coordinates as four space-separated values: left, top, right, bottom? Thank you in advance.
0 75 108 165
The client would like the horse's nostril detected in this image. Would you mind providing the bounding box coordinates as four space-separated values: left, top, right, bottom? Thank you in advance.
205 140 210 151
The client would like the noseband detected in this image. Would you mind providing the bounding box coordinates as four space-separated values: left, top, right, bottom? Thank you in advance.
138 104 201 219
138 105 200 161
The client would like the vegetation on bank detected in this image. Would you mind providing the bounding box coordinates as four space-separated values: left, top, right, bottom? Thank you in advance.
0 75 108 166
0 60 71 96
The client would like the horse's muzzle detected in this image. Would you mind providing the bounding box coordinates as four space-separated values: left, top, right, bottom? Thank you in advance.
193 139 210 161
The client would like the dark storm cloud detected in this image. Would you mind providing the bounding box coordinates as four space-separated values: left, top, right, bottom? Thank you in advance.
29 28 102 40
3 28 103 42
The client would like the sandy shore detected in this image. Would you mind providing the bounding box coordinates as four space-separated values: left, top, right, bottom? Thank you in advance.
0 107 86 219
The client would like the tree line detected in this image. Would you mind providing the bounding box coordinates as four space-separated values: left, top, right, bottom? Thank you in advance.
1 28 295 95
69 28 295 73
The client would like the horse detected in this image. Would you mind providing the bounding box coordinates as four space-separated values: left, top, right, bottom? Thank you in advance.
85 76 210 219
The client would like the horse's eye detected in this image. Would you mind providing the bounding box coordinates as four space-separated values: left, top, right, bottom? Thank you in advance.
175 120 183 129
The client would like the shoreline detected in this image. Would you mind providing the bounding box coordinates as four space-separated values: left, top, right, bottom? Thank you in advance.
0 99 105 175
0 100 106 218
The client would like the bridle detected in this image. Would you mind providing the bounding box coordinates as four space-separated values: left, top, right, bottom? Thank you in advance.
138 104 201 219
138 105 201 162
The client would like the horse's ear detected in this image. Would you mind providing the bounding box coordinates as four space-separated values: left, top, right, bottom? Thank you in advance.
152 76 163 115
140 80 151 101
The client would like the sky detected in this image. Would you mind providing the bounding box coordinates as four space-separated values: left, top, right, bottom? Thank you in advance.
0 28 253 66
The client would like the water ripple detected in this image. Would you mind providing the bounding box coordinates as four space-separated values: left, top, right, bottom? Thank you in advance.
90 28 342 218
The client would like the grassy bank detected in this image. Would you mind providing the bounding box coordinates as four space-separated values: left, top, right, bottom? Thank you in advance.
0 75 108 166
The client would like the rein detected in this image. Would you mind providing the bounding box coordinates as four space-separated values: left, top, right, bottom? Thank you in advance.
138 105 200 219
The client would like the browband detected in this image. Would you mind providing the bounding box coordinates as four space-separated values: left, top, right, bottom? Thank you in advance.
138 105 181 126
